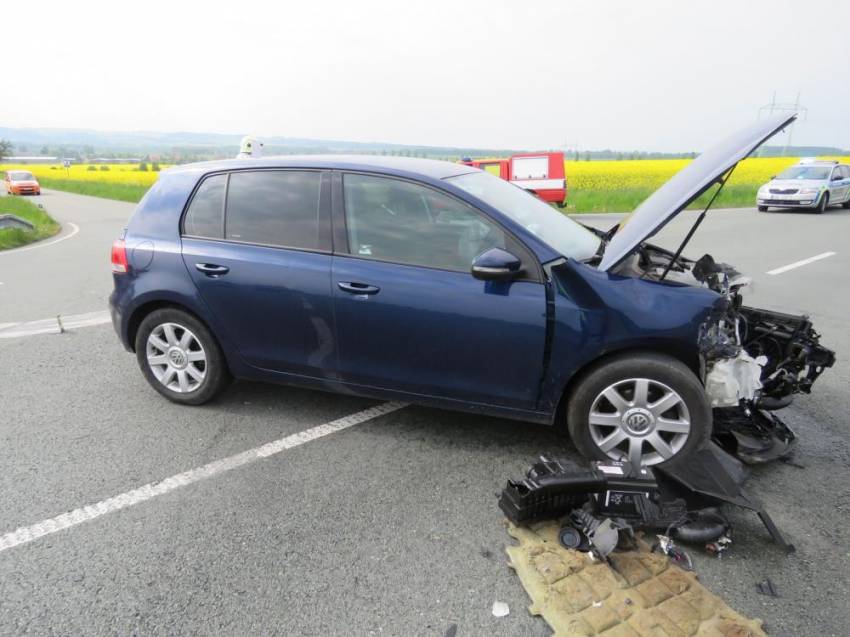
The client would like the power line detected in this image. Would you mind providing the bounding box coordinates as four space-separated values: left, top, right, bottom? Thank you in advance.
758 92 808 156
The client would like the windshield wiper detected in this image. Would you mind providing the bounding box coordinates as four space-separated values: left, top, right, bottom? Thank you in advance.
658 163 737 282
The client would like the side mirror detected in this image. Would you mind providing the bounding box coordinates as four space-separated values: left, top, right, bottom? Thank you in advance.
471 247 522 281
831 174 842 181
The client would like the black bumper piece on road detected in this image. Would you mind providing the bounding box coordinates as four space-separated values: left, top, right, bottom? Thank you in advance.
499 446 795 553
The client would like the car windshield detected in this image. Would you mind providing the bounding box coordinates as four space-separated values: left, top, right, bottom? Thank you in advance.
446 171 601 261
9 171 35 181
775 166 831 180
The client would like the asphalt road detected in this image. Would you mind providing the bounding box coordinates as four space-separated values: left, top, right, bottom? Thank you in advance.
0 190 847 636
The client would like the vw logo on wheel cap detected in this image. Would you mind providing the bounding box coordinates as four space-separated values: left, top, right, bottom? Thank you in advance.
168 349 187 368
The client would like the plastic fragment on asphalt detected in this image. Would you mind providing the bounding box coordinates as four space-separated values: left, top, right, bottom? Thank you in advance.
491 601 510 618
756 578 780 598
505 520 767 636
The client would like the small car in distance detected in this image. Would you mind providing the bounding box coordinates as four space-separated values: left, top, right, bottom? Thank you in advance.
756 159 850 213
3 170 41 196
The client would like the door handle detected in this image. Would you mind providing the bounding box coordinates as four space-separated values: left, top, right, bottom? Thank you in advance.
195 263 230 277
338 281 380 295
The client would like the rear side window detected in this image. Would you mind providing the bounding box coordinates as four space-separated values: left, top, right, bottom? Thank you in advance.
184 174 225 238
225 171 322 250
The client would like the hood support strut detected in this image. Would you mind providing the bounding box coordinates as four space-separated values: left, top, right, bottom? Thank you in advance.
659 163 738 281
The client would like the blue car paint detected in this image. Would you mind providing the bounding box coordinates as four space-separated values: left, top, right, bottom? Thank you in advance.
110 156 720 425
331 255 548 410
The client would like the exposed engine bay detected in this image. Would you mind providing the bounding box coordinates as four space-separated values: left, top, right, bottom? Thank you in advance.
615 244 836 463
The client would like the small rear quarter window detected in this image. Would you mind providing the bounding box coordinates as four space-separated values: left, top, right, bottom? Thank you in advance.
184 174 226 238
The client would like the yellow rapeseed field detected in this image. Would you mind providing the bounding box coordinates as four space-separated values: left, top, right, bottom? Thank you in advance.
564 156 850 191
0 163 166 188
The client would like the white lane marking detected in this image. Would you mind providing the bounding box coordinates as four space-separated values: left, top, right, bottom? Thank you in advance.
0 221 79 256
766 251 836 275
0 401 408 554
0 310 111 338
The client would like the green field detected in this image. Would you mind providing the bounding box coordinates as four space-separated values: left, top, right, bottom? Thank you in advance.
0 197 61 251
564 184 760 214
34 177 149 203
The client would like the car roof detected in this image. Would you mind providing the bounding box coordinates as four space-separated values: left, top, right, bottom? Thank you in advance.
165 154 478 180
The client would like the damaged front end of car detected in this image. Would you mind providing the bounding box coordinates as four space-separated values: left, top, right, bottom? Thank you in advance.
611 245 836 462
594 113 836 464
694 259 835 462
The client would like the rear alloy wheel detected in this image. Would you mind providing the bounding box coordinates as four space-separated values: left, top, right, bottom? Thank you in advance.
135 308 230 405
815 192 829 214
567 353 711 467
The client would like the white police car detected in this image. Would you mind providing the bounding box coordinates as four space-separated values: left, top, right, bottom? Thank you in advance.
757 159 850 213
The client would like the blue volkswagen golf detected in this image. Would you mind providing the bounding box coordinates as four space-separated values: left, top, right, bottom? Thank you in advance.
109 113 833 467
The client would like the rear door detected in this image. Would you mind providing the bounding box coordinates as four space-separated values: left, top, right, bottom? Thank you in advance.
330 172 548 410
181 169 336 377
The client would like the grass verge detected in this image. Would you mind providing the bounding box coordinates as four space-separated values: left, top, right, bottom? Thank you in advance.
36 178 149 203
0 196 61 250
564 184 759 214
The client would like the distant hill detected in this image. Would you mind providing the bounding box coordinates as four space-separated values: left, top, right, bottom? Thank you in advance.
755 145 849 157
0 127 526 162
1 127 845 163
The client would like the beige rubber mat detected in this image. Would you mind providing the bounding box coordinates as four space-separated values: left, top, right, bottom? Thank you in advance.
506 521 766 637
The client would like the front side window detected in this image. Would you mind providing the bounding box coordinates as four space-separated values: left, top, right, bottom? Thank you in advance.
225 170 322 250
343 173 513 272
184 173 226 239
447 171 601 261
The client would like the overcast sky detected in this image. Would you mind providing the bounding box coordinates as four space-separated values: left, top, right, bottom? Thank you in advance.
3 0 848 152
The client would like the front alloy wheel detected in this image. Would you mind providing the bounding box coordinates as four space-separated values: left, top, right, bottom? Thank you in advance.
815 192 829 213
567 352 711 467
587 378 691 466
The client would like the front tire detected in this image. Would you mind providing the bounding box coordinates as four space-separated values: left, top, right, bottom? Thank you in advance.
815 192 829 214
134 308 230 405
566 353 711 467
758 205 768 212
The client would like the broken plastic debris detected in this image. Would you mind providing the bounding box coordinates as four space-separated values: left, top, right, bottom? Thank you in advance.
756 578 780 598
491 601 510 618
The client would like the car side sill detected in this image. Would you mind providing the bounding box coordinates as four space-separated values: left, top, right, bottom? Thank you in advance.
236 365 554 425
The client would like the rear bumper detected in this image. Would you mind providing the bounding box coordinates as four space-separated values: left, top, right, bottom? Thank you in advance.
108 283 134 352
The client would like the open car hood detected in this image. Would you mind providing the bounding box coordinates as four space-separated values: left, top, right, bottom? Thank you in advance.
598 113 796 272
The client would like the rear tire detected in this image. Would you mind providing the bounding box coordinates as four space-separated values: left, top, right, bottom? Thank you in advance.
566 352 711 467
842 196 850 209
758 205 768 212
134 308 230 405
815 192 829 214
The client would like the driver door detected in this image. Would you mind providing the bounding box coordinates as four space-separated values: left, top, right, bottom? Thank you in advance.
330 172 548 410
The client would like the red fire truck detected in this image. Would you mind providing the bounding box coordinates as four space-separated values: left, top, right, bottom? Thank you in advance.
461 152 567 207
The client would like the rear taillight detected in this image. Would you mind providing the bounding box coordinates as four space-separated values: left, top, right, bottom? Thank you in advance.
111 239 129 273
